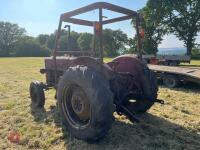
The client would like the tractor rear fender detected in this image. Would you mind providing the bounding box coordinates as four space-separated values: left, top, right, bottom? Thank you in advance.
107 54 146 76
107 54 155 101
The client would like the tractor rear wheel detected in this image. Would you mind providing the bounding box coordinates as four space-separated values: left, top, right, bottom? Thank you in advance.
57 66 113 142
29 81 45 108
126 68 158 114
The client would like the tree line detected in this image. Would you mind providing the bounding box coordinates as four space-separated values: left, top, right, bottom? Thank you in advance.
140 0 200 55
0 0 200 57
0 21 132 57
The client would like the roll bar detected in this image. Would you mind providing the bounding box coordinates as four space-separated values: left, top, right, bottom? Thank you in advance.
53 2 143 62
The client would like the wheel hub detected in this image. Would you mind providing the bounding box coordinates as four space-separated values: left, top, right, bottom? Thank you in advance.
165 78 175 87
65 85 90 124
72 95 85 115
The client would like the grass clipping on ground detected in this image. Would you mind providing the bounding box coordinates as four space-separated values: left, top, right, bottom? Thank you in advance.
0 58 200 150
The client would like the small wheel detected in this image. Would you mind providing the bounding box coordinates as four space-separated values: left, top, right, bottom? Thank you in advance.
163 61 169 66
57 66 113 142
29 81 45 107
163 75 179 88
169 61 178 66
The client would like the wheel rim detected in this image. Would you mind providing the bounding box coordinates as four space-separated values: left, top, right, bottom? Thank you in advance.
164 77 176 87
62 84 91 129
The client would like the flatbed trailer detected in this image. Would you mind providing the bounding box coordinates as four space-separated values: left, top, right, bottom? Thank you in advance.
148 64 200 88
143 55 191 66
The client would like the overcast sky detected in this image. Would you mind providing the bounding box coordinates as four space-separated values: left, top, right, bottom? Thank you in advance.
1 0 199 48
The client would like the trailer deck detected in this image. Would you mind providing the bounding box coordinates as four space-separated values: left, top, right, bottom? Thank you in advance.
148 64 200 87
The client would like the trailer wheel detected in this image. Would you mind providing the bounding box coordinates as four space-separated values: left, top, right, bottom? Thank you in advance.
57 66 113 142
29 81 45 108
163 75 179 88
169 61 178 66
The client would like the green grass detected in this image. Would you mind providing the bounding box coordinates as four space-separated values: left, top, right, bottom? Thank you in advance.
104 57 113 63
181 59 200 66
0 57 200 150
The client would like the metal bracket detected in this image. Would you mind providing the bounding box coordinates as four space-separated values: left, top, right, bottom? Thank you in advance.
117 105 140 122
155 99 165 104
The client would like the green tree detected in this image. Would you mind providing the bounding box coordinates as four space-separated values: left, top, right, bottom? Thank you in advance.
0 21 26 56
192 47 200 55
16 39 50 57
103 29 114 56
165 0 200 55
145 0 200 55
46 30 81 51
70 31 80 41
103 29 128 57
77 33 93 52
59 35 80 51
191 46 200 59
46 29 67 50
136 0 167 54
124 37 137 54
46 33 56 50
36 34 49 45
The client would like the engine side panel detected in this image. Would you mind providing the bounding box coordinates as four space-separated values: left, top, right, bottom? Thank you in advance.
43 56 114 86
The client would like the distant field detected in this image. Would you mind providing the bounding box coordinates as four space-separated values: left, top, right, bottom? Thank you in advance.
181 59 200 66
0 57 200 150
104 57 113 63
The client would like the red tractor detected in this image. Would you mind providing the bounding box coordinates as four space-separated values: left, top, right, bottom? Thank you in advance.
30 2 163 142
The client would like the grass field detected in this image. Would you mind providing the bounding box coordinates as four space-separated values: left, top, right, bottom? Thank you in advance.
0 57 200 150
181 59 200 66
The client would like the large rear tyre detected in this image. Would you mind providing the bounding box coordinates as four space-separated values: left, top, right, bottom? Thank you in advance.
57 66 113 142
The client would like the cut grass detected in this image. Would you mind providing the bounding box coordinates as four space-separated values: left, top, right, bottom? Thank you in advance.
0 57 200 150
181 59 200 67
104 57 113 63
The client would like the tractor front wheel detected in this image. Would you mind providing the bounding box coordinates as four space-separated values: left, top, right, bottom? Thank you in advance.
29 81 45 108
